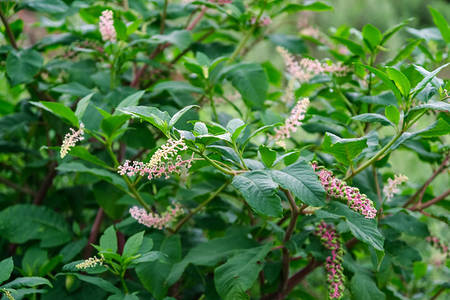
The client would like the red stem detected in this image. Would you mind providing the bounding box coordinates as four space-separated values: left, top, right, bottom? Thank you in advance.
83 208 105 258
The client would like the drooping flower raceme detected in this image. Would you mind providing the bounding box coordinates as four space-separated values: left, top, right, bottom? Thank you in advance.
60 123 84 158
118 138 193 180
76 255 104 270
271 97 309 146
315 221 345 299
1 289 14 300
277 47 349 83
99 10 116 42
130 205 182 230
312 163 377 219
383 174 408 201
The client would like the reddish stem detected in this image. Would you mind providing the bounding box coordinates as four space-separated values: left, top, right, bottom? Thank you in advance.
83 208 105 258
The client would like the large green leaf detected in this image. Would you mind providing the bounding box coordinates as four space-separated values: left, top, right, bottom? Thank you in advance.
118 106 170 134
6 49 43 86
99 226 118 253
0 205 71 247
352 113 394 127
270 161 326 207
429 6 450 43
362 24 382 51
232 171 282 217
316 202 384 250
222 63 268 109
23 0 69 14
351 273 386 300
322 133 367 165
381 212 429 237
0 257 13 285
386 67 410 97
1 277 52 289
115 91 146 114
51 82 92 97
152 30 192 50
31 101 79 127
411 63 449 98
166 231 256 285
214 244 272 300
63 273 121 294
281 2 333 13
123 231 145 258
361 65 402 101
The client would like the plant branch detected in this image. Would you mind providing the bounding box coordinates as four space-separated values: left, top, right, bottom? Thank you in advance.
186 5 207 31
412 189 450 211
0 7 18 49
33 162 57 205
172 182 229 233
83 208 105 258
0 176 35 196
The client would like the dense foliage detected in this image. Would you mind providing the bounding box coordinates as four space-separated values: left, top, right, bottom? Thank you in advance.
0 1 449 299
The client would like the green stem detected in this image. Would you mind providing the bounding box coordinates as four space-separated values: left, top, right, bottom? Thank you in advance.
344 131 403 181
160 0 168 34
173 182 229 233
228 4 265 64
335 83 365 136
208 86 219 122
120 271 129 294
188 146 236 175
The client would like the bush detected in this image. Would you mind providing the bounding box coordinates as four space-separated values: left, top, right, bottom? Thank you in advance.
0 1 449 299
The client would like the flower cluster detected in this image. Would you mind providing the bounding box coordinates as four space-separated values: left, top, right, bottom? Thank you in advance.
60 123 84 158
99 10 116 42
130 205 183 229
312 163 377 219
118 138 193 180
76 255 104 270
383 174 408 201
426 236 449 258
277 47 349 83
271 98 309 146
315 221 345 299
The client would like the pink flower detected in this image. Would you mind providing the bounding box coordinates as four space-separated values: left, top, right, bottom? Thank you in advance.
210 0 232 4
277 47 349 82
60 123 84 158
99 10 116 42
118 138 193 180
426 236 449 258
130 205 182 229
312 163 377 219
271 98 309 145
315 221 345 299
251 16 272 26
383 174 408 201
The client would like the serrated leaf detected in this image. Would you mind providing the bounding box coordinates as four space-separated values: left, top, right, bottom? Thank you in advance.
270 161 325 207
232 171 282 217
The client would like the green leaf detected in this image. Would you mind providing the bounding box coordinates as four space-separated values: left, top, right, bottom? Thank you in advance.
331 36 365 57
281 2 333 13
410 101 450 112
268 34 307 54
0 257 13 285
382 212 429 237
75 93 95 120
411 63 449 98
316 202 384 250
222 63 268 109
23 0 68 14
352 113 394 127
6 49 43 86
381 18 412 45
214 244 272 300
362 24 382 51
386 68 411 97
152 30 192 50
68 146 110 168
0 204 71 247
232 171 282 217
133 251 166 264
101 115 130 138
56 162 127 190
361 64 402 101
419 118 450 138
166 232 256 285
51 82 92 97
385 105 400 126
386 40 422 66
322 133 368 165
115 91 146 114
63 273 121 294
429 6 450 43
123 231 145 258
169 105 199 128
356 91 397 106
413 261 427 280
226 119 247 142
351 273 385 300
99 226 118 253
259 145 276 168
270 161 326 207
118 106 170 135
31 101 78 127
1 277 52 289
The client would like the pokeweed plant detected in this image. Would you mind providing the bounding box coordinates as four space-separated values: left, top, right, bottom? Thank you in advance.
0 0 449 300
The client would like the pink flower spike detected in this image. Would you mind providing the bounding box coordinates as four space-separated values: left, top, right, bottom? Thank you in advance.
129 204 182 229
311 163 377 219
315 221 345 299
99 10 116 42
271 98 309 145
60 123 84 158
383 174 408 201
